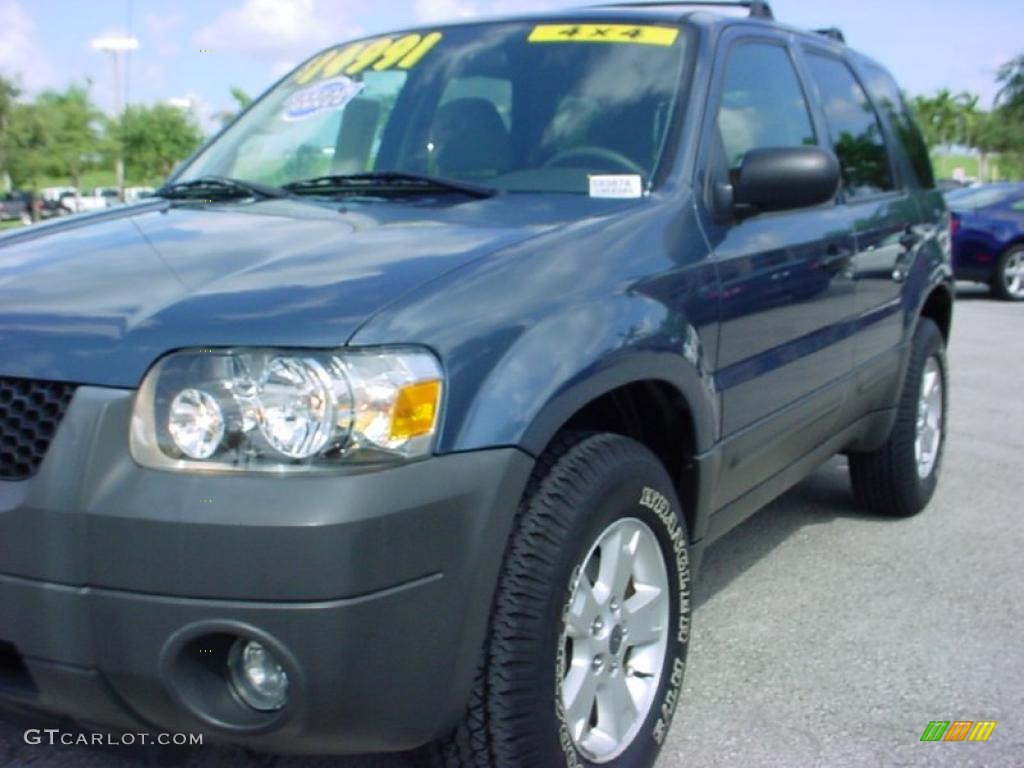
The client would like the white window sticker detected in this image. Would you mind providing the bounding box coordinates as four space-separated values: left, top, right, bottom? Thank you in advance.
282 76 365 122
589 174 644 199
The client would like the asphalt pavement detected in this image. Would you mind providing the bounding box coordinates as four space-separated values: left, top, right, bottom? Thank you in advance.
2 285 1021 767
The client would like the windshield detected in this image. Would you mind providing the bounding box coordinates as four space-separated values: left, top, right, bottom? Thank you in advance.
177 21 689 195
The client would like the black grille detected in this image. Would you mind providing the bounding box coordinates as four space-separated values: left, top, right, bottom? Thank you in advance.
0 377 77 481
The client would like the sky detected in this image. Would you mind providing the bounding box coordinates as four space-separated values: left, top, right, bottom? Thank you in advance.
1 0 1022 132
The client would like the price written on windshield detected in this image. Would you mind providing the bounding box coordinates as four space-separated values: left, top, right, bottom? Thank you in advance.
293 33 444 84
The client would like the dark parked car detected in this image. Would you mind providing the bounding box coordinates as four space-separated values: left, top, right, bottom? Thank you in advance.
0 191 33 225
0 3 953 767
947 182 1024 300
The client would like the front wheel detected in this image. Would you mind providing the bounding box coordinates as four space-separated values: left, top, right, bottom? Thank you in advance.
992 246 1024 301
423 433 692 768
849 318 948 516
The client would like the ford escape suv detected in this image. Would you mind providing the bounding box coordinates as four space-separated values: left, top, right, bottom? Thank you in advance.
0 2 953 766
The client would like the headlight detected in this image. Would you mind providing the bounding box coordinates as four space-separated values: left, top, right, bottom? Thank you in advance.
130 347 443 473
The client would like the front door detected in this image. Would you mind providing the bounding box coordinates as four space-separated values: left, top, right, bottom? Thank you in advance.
697 34 857 509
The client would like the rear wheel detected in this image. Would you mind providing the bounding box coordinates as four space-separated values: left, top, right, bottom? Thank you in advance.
849 318 947 516
422 433 692 768
992 246 1024 301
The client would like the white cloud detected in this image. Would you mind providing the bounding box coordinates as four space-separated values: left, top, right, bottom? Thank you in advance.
0 0 55 91
414 0 568 24
414 0 480 23
194 0 361 59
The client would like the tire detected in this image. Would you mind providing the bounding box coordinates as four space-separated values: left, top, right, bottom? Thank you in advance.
420 433 692 768
991 245 1024 301
849 318 948 517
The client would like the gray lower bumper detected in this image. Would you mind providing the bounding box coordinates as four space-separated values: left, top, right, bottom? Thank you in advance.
0 386 534 754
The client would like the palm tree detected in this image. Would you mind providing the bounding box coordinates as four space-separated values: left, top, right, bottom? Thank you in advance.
214 86 254 128
995 54 1024 112
912 89 960 151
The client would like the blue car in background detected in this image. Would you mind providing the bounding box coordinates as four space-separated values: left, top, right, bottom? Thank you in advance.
947 182 1024 300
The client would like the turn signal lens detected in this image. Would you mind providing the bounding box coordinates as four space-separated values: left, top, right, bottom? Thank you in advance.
390 380 442 441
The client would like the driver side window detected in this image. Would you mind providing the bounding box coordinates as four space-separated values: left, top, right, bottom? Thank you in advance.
718 42 816 169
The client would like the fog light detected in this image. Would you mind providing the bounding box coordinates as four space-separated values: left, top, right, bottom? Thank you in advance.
227 639 289 712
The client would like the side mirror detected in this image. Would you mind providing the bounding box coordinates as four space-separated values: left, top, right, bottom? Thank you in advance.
727 146 840 219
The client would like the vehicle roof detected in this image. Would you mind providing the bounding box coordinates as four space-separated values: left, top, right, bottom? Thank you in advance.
385 3 886 72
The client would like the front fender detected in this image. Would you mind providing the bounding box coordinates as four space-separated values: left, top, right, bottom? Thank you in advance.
349 193 720 457
458 299 718 457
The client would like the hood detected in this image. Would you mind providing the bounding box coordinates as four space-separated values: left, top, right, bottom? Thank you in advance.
0 196 574 387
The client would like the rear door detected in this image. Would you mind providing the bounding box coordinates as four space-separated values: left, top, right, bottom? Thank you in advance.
800 48 920 369
696 30 857 509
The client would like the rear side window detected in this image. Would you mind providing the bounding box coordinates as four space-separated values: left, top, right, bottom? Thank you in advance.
804 52 894 199
859 61 935 189
717 42 816 168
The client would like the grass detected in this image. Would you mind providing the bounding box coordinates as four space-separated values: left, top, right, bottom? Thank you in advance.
931 152 1021 182
0 220 26 231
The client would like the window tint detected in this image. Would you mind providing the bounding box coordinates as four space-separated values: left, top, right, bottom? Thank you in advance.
804 52 893 198
859 61 935 189
440 76 513 130
180 23 690 194
229 70 407 180
717 42 815 168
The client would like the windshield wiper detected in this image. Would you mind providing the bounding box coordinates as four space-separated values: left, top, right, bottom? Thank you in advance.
283 171 498 199
155 176 292 201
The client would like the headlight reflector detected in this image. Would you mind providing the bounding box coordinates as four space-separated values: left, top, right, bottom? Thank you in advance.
131 347 443 473
257 357 338 459
167 388 226 459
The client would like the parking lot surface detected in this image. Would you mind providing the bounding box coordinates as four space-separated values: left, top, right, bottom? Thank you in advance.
2 286 1021 767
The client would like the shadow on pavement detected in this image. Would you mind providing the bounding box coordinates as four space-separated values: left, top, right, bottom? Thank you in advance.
692 456 896 612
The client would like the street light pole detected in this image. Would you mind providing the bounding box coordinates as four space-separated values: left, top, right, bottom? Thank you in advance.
91 36 138 201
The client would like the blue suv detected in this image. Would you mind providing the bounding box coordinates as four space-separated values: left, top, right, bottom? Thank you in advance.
0 2 952 766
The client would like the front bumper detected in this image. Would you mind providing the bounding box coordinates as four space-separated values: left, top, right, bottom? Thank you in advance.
0 386 534 754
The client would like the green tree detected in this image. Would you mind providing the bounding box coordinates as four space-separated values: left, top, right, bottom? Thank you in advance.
912 90 959 150
230 86 252 109
995 54 1024 113
33 84 103 189
115 103 204 182
4 102 51 189
954 92 982 149
984 53 1024 177
911 90 984 151
0 75 22 190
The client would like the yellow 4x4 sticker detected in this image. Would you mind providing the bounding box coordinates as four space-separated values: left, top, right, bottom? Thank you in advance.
529 24 679 46
294 32 443 84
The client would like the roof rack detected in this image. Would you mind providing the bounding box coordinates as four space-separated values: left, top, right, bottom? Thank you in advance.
584 1 775 20
814 27 846 43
